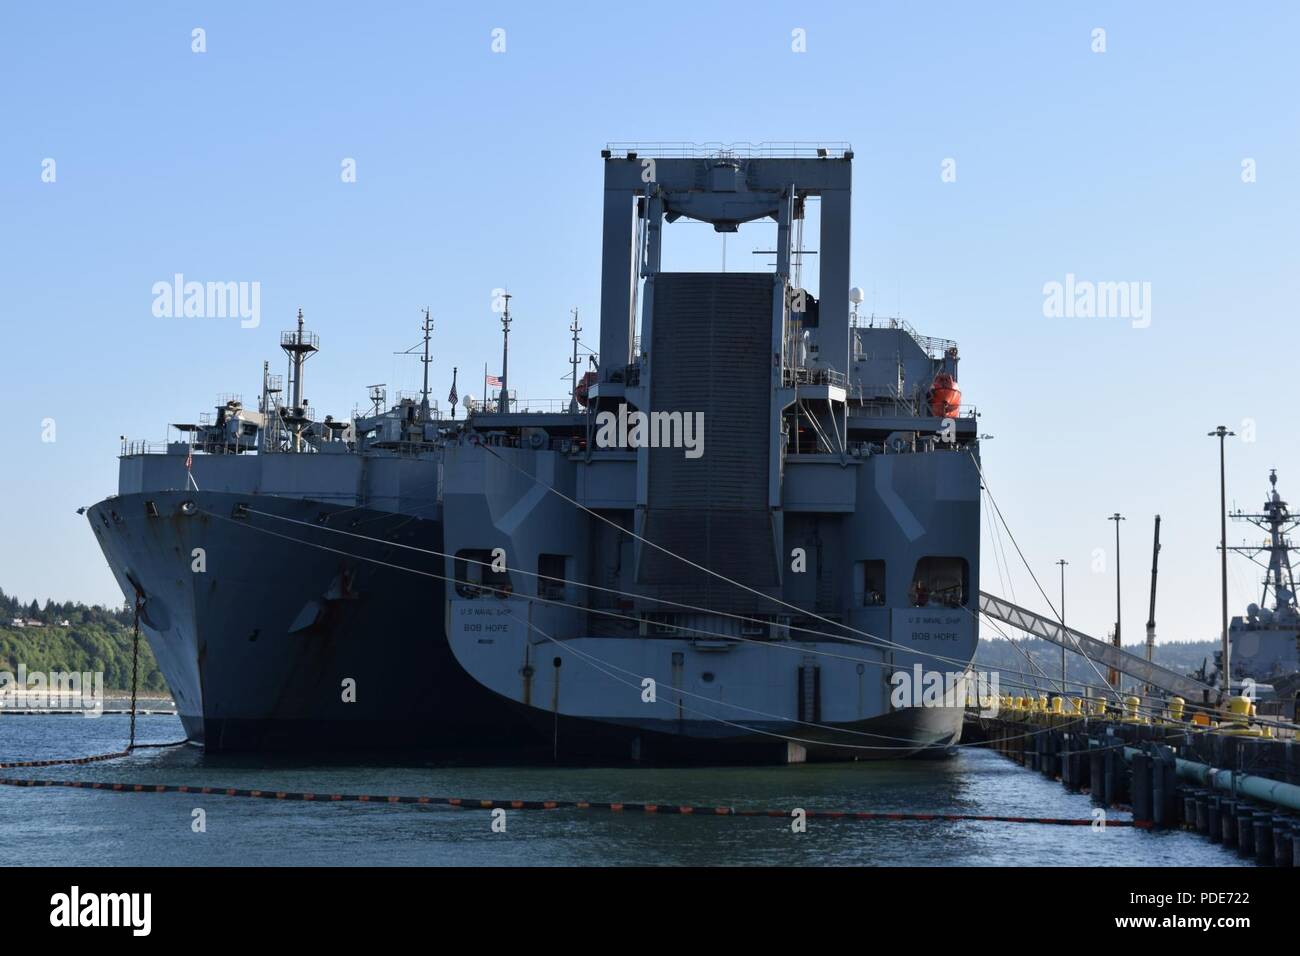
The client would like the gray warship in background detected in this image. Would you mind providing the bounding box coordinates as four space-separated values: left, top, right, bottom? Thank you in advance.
1200 469 1300 707
88 144 983 763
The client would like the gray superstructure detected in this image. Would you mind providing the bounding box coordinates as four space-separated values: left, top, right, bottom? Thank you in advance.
89 144 983 762
1214 470 1300 693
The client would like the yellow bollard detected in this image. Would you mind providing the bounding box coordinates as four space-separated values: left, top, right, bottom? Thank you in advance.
1167 696 1185 722
1218 695 1264 737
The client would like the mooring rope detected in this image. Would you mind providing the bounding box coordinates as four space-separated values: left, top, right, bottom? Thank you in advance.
0 750 132 770
129 594 142 750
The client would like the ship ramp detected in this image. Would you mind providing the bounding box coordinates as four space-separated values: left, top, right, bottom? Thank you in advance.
978 591 1220 705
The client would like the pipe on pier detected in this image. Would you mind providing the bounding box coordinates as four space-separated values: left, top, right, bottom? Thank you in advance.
1124 746 1300 813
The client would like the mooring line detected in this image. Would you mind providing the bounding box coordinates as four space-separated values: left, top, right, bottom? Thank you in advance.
0 750 131 770
0 739 191 770
0 776 1148 826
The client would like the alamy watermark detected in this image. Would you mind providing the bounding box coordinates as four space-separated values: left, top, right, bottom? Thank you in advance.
0 665 104 716
1042 273 1151 329
890 665 1000 716
151 274 261 328
594 403 704 459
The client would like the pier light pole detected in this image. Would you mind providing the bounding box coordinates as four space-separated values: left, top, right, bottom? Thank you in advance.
1056 559 1068 694
1208 426 1235 697
1108 513 1125 693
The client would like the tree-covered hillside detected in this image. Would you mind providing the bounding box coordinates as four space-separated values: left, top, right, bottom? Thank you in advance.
0 588 166 693
975 635 1217 689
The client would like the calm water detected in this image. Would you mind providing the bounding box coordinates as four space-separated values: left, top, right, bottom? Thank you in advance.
0 714 1245 866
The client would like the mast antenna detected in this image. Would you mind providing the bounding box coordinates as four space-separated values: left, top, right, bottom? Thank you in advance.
499 292 512 414
419 307 433 422
569 307 581 413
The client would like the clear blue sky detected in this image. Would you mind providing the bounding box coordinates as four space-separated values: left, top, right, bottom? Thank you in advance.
3 2 1297 652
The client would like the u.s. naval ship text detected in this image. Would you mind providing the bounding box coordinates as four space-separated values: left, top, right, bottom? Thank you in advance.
89 145 983 763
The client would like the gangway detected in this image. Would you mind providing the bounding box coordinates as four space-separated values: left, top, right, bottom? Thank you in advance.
978 591 1220 706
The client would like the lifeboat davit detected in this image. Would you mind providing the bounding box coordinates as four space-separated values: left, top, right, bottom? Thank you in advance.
574 370 598 407
929 372 961 418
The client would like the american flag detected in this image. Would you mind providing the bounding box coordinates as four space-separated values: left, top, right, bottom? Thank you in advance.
447 381 458 405
485 374 502 388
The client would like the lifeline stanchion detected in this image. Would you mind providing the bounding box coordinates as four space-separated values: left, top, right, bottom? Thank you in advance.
0 776 1152 827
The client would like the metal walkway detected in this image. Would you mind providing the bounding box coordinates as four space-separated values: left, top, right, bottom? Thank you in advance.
978 591 1220 705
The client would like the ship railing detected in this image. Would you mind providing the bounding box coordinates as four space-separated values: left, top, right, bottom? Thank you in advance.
280 330 320 350
605 141 852 159
847 399 978 420
120 439 172 457
121 437 276 457
365 440 443 459
851 313 957 359
783 366 847 388
598 363 641 387
474 398 575 415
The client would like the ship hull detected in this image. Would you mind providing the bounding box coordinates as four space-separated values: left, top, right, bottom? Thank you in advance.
88 490 547 757
88 490 966 764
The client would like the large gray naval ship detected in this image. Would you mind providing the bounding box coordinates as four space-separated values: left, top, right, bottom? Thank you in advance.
1203 470 1300 701
88 145 983 762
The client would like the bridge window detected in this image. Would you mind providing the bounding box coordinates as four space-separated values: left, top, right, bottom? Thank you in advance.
454 549 512 599
862 560 886 606
909 556 969 608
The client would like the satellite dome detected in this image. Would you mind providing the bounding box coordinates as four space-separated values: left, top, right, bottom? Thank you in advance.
849 287 865 305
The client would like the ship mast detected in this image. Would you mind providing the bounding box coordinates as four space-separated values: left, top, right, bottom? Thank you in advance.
1227 469 1300 615
499 292 512 414
280 309 319 452
568 308 581 413
419 307 433 422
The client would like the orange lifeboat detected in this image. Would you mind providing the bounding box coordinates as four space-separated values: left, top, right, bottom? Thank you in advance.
929 372 961 418
574 370 598 407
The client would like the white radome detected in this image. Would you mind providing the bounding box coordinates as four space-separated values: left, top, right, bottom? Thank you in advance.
849 286 865 305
